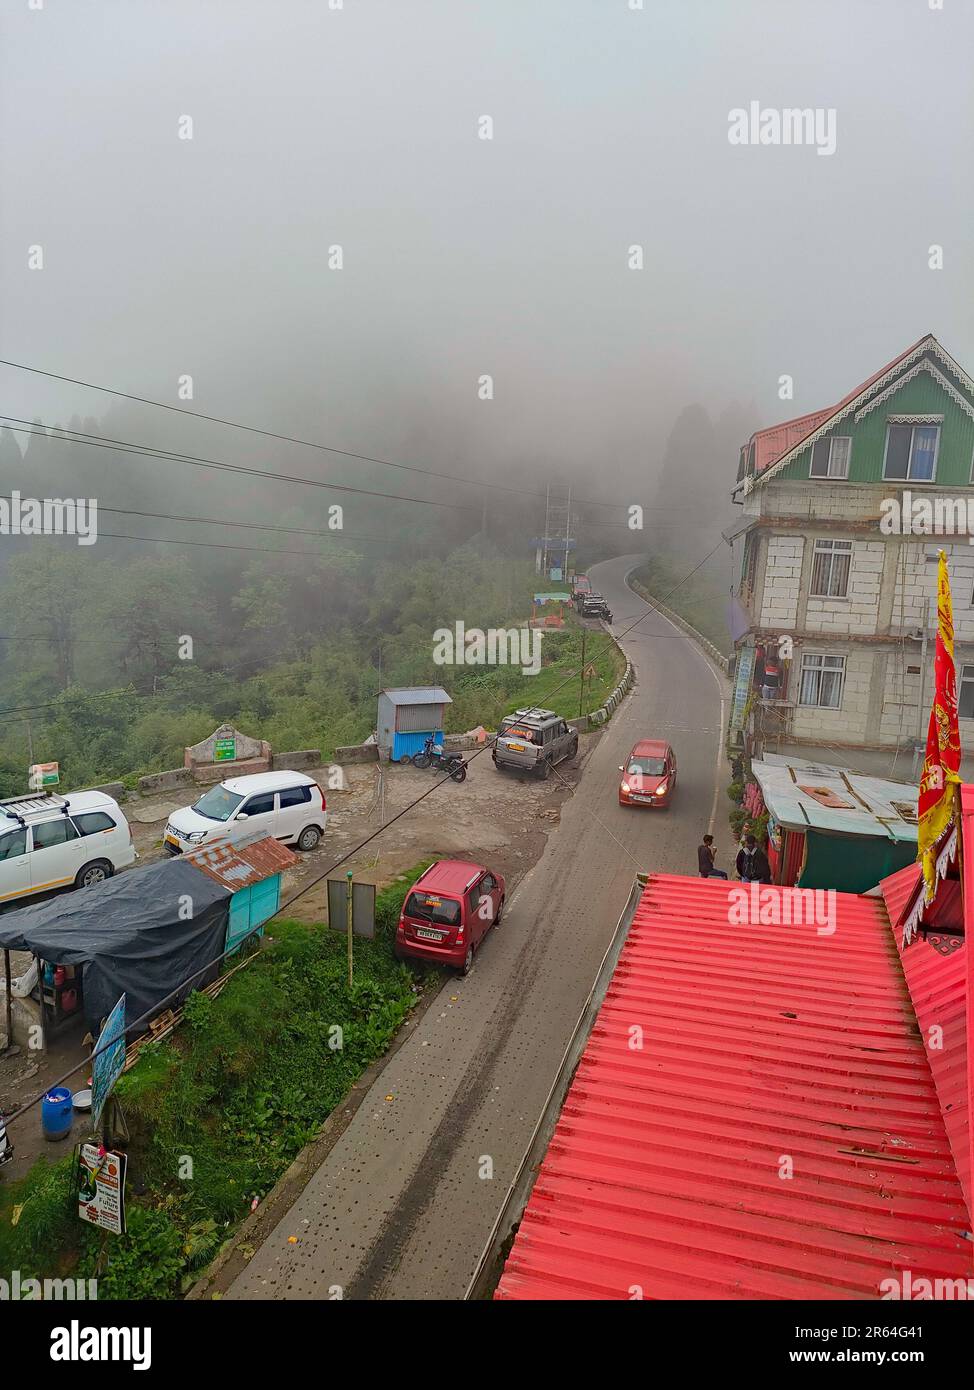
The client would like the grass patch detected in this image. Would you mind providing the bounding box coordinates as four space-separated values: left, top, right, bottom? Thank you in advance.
0 864 437 1298
629 557 732 657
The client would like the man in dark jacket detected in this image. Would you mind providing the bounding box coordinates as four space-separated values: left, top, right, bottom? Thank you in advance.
736 834 771 883
697 834 728 879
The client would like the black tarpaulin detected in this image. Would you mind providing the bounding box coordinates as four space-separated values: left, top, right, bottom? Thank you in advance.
0 857 230 1029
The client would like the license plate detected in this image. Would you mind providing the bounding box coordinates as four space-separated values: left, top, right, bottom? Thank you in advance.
416 927 444 941
165 834 179 847
507 742 525 751
631 794 653 803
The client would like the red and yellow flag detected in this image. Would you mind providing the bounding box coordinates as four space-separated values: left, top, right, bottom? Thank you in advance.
917 551 962 900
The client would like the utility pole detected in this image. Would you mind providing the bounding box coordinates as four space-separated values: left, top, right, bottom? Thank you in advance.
346 870 354 989
25 719 33 769
578 628 586 719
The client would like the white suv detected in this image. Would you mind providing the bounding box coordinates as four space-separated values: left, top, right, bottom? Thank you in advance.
0 790 138 908
164 771 327 855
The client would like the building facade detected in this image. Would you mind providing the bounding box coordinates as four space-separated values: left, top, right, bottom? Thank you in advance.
730 335 974 754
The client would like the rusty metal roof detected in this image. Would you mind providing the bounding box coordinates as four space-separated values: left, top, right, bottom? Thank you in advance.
495 872 972 1300
184 834 299 891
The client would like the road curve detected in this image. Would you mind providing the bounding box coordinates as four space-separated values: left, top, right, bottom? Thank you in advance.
225 553 728 1300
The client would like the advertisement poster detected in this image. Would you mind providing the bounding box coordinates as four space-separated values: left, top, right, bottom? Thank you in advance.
90 993 127 1132
77 1144 128 1235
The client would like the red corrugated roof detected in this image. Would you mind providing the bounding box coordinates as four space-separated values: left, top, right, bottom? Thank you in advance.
496 873 972 1300
185 834 299 890
747 335 932 476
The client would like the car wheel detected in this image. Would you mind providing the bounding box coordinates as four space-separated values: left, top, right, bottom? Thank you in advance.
494 895 505 926
460 944 474 976
76 860 112 889
297 825 322 851
567 738 579 762
538 758 551 780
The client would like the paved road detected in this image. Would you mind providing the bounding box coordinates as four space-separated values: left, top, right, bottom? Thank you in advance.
225 554 727 1300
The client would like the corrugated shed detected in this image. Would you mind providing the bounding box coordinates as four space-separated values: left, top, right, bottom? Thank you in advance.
496 873 971 1301
751 759 917 841
185 834 299 890
381 687 453 706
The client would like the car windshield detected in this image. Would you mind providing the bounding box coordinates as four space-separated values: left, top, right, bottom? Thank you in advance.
404 892 461 927
191 786 245 821
628 757 667 778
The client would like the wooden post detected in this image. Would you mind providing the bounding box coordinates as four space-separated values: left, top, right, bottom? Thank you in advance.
346 871 354 989
3 948 12 1051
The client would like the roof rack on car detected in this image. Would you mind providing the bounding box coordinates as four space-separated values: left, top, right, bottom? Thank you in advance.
0 791 71 827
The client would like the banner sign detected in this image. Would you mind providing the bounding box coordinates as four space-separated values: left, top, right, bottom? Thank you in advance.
90 994 127 1132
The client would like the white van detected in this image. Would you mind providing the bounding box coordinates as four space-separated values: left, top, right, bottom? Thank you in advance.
0 790 138 907
164 771 327 855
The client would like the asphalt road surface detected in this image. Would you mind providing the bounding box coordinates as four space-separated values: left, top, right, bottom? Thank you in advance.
225 553 728 1300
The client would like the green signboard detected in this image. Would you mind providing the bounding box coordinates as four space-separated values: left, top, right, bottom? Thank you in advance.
214 737 236 762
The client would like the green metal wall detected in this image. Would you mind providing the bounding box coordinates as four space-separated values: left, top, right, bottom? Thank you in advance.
798 830 917 894
773 358 974 487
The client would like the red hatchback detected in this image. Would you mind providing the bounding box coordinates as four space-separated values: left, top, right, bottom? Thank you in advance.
619 738 677 809
394 859 506 975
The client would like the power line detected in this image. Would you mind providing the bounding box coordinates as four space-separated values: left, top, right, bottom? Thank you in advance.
0 359 638 511
1 539 728 1130
1 420 477 515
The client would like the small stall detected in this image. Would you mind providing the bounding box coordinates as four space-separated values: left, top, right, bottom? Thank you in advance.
0 834 297 1047
376 687 453 765
750 757 918 893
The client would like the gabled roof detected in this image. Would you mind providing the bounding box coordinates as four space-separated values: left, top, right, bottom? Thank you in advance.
496 871 972 1300
739 334 974 495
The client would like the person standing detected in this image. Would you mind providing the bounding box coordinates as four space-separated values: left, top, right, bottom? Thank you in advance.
698 834 728 879
736 834 771 883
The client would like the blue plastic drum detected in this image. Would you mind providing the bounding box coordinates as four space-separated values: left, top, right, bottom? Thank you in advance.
41 1087 73 1142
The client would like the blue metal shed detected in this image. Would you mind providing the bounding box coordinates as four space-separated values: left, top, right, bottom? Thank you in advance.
377 687 453 764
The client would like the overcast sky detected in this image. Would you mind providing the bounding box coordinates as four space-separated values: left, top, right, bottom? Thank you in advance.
1 0 972 502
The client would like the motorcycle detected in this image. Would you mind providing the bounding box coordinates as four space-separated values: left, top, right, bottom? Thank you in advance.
0 1113 13 1169
411 735 468 782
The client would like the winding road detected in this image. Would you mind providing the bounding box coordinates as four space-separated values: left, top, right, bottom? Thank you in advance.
223 554 727 1300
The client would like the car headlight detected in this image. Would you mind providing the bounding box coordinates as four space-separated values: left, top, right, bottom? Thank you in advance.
656 780 668 795
186 831 207 843
620 781 630 792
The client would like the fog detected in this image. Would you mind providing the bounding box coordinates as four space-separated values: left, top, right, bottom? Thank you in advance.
2 0 973 553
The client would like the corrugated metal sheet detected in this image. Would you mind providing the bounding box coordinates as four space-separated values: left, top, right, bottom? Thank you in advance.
496 873 971 1301
381 687 452 706
395 703 446 733
751 760 917 842
185 834 299 890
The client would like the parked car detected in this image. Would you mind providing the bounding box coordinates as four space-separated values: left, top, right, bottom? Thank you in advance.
492 707 578 779
164 771 326 855
579 592 613 621
0 790 138 907
394 859 506 975
618 739 677 809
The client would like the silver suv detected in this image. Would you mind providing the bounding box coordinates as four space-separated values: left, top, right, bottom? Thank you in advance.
492 708 578 780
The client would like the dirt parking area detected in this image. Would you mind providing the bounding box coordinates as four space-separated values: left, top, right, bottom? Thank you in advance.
130 739 596 921
0 736 598 1180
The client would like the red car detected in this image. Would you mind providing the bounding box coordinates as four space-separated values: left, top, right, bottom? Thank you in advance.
394 859 506 975
619 739 677 809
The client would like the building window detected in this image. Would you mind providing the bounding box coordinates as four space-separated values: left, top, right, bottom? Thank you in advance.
883 423 940 482
798 653 845 709
740 534 758 600
809 436 851 479
960 665 974 719
810 538 853 598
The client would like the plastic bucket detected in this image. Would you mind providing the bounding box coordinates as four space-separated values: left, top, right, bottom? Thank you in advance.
41 1087 73 1142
